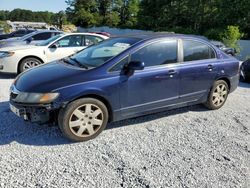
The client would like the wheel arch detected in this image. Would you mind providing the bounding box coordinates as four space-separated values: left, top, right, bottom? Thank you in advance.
17 56 45 73
72 94 113 122
216 77 231 91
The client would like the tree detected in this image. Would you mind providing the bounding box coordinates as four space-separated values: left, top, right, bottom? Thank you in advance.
66 0 99 27
52 11 67 29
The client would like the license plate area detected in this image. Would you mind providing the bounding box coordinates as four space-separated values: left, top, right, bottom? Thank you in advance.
10 104 27 119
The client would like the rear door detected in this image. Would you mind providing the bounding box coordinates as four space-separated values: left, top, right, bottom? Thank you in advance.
179 39 219 102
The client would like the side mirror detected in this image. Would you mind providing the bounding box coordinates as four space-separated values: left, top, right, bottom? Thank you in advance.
50 43 59 49
26 37 33 44
127 61 145 71
124 61 145 76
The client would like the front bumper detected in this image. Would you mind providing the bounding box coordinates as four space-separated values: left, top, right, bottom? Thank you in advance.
9 100 58 124
0 57 18 73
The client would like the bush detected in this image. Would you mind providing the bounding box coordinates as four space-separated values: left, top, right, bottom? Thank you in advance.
222 26 244 52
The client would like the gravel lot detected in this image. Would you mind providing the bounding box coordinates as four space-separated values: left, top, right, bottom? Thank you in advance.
0 74 249 188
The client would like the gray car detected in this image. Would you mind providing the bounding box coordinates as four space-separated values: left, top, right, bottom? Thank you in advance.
0 30 62 48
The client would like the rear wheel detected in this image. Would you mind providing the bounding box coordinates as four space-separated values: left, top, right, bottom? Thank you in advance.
58 98 108 142
204 80 229 110
19 57 42 73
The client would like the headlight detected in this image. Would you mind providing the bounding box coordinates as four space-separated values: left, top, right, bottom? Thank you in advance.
14 92 59 104
0 51 15 58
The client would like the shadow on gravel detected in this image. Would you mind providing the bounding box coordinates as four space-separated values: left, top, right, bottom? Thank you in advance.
0 73 17 79
0 100 207 146
107 104 207 130
0 101 71 146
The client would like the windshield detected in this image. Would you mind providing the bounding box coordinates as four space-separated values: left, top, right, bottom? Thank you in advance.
20 31 38 40
69 37 141 68
36 34 63 46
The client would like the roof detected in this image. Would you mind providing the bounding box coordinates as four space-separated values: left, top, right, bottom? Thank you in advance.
111 33 209 41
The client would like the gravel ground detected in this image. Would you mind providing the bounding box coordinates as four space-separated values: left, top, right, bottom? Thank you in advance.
0 74 249 188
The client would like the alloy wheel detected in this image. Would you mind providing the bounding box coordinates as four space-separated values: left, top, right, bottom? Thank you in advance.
23 60 41 70
69 104 104 137
212 84 228 107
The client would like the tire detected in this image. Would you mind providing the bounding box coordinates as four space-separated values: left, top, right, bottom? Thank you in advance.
19 57 42 73
58 98 109 142
204 80 229 110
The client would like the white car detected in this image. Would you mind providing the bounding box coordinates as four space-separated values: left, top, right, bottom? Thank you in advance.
0 33 109 73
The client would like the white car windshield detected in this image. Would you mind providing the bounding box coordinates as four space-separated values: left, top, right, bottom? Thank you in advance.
36 34 63 46
68 37 141 68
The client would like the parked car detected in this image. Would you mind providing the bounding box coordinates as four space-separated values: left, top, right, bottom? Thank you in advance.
210 40 237 56
0 29 36 41
9 34 239 142
240 59 250 82
0 30 62 48
0 33 109 73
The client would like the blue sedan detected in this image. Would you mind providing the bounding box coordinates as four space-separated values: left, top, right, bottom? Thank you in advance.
9 34 239 141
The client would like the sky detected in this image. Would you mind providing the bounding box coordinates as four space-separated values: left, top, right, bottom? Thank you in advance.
0 0 68 13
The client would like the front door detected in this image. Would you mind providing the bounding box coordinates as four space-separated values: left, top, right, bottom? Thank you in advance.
119 40 181 118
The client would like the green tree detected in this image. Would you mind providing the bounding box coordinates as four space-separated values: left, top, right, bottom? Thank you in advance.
52 11 67 29
222 26 243 52
66 0 99 27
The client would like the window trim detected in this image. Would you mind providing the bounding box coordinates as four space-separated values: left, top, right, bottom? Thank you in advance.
180 38 218 63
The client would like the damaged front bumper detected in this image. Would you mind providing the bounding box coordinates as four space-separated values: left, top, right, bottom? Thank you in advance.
9 100 59 124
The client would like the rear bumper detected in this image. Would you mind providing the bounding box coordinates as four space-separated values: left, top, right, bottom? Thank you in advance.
9 100 58 124
229 74 239 93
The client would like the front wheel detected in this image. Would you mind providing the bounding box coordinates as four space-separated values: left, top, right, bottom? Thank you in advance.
204 80 229 110
58 98 109 142
19 57 42 73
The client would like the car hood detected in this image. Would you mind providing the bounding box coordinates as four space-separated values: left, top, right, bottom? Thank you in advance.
0 45 41 51
15 61 90 93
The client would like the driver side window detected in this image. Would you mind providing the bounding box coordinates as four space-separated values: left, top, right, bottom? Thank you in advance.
130 40 178 67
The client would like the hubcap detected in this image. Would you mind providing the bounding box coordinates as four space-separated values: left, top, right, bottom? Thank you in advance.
23 60 40 70
69 104 103 138
212 84 228 107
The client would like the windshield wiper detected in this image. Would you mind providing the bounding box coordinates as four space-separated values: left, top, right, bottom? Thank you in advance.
62 58 74 65
69 57 89 69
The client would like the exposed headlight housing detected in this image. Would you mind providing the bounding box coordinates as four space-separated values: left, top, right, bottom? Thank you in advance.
14 92 59 104
0 51 15 58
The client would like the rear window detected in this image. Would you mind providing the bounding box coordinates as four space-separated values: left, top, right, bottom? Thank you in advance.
183 40 216 62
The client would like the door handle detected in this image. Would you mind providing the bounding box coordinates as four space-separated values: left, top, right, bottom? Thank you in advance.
168 70 177 78
168 70 177 75
207 64 214 72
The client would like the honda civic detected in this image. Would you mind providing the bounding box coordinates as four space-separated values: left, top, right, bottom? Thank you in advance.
9 34 239 142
